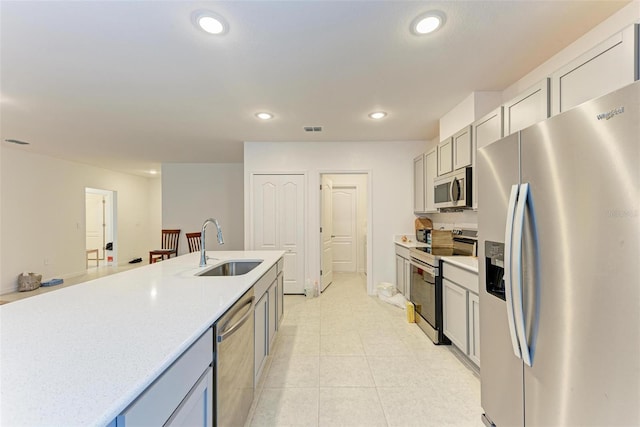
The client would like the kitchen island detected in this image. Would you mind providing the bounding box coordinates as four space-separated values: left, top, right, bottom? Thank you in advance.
0 250 284 426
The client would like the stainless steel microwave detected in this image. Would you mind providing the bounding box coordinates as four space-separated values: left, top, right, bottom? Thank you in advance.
433 167 472 209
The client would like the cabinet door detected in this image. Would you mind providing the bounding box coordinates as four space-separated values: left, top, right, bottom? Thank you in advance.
468 292 480 367
276 272 284 326
424 148 438 212
165 367 213 427
268 281 277 352
503 78 550 136
452 126 472 170
437 138 453 176
254 293 268 382
403 258 411 298
413 154 426 213
472 107 503 211
395 255 405 295
551 24 639 115
442 279 468 353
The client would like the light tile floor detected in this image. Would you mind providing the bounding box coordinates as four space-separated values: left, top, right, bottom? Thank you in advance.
247 272 483 427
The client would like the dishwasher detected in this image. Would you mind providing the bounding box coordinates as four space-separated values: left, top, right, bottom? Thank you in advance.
214 287 255 427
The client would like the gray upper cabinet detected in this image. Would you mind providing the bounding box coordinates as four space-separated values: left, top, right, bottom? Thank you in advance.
472 106 503 211
551 23 639 116
414 149 438 213
437 137 453 176
503 78 550 136
424 148 437 213
413 154 426 213
452 126 472 170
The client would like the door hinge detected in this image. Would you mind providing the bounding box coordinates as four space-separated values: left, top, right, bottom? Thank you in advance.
320 184 322 190
320 226 323 233
320 270 323 276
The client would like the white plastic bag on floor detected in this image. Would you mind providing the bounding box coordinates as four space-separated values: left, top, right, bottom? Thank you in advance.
378 292 407 309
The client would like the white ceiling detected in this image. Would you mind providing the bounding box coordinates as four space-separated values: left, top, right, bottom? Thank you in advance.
0 1 629 176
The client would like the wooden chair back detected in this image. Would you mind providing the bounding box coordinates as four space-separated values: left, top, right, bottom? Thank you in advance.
186 232 202 253
161 229 181 251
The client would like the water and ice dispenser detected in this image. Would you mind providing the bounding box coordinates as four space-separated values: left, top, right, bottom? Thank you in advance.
485 241 505 300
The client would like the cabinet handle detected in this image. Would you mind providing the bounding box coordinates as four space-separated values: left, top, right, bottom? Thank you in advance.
218 296 255 343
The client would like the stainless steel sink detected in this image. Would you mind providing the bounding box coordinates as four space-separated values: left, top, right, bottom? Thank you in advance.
196 261 262 277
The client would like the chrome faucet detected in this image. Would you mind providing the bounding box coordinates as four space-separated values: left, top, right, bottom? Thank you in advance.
200 218 224 267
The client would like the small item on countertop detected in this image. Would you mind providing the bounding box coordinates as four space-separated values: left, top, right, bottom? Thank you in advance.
41 278 64 287
17 272 42 292
401 235 408 242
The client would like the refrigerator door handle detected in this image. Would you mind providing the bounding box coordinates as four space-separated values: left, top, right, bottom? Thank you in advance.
513 183 532 367
504 184 522 359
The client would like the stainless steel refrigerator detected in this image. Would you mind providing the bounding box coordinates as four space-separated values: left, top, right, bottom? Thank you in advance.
478 81 639 426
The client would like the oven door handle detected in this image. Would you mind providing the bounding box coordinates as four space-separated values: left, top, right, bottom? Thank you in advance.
409 259 436 277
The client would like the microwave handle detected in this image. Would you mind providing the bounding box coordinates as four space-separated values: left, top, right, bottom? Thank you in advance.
450 177 461 202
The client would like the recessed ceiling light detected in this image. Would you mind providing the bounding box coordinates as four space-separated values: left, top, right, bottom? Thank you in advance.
368 111 387 120
256 112 274 120
411 11 445 35
193 11 228 35
4 138 29 145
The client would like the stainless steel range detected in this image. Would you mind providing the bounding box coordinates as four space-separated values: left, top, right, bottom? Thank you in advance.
409 229 477 344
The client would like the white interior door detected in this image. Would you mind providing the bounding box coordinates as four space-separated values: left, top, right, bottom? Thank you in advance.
279 176 305 294
321 176 333 291
331 187 357 272
252 177 279 250
86 193 105 259
252 174 305 294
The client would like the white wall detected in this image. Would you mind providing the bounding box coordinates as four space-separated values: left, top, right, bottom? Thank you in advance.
324 173 368 273
244 140 425 295
0 146 160 294
161 163 244 254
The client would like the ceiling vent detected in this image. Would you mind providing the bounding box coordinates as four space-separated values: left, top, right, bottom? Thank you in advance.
304 126 323 132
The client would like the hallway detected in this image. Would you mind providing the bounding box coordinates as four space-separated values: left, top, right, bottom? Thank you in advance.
247 272 483 426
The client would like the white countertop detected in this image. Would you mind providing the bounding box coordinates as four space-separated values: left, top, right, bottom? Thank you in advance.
393 235 428 249
0 250 284 426
441 256 479 273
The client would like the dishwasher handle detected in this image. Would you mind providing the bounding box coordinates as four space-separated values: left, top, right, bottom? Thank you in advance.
217 296 255 343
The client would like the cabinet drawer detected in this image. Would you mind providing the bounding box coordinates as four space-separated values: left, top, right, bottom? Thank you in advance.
395 244 410 259
442 262 478 293
117 328 213 426
254 264 277 300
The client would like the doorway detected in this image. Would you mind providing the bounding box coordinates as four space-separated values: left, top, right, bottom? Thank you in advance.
85 188 116 268
320 173 368 292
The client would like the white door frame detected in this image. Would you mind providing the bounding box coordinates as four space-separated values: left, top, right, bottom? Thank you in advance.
318 171 372 294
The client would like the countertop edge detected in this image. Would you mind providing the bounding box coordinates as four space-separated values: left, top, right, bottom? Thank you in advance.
441 256 479 274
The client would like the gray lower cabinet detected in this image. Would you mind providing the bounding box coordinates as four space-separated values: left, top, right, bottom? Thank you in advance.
442 262 480 367
395 254 405 295
468 292 480 366
116 329 214 426
394 244 411 298
254 258 285 384
254 292 268 382
443 279 468 352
